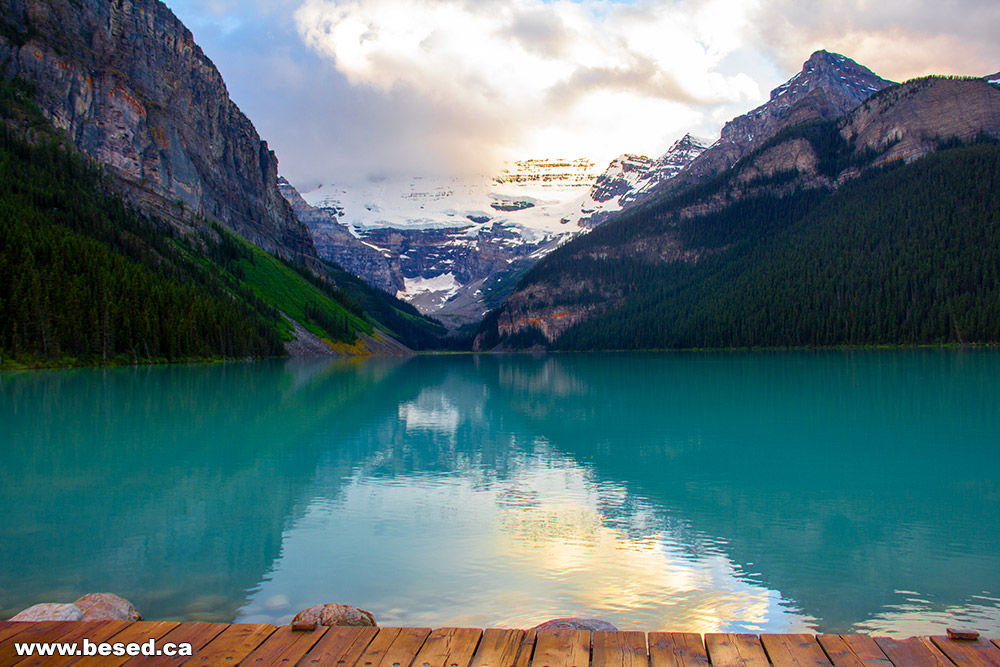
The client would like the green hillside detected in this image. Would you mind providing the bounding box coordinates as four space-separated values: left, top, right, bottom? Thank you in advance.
0 107 451 367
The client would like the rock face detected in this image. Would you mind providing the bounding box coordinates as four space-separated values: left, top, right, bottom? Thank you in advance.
842 76 1000 165
292 603 377 627
0 0 316 260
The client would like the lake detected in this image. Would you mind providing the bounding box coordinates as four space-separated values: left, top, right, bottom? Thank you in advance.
1 350 998 636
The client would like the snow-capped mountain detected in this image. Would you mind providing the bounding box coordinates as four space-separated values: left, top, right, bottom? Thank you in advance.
580 134 709 226
302 158 600 239
284 148 703 327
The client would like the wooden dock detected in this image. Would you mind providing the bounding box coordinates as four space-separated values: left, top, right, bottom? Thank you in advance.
1 622 1000 666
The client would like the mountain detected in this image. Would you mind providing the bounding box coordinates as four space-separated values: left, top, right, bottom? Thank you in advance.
0 0 453 365
476 72 1000 351
288 142 706 329
278 177 398 294
580 134 709 227
643 51 894 202
0 0 314 260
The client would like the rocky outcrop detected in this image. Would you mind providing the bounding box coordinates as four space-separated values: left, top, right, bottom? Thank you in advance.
9 593 141 621
0 0 316 261
291 603 377 628
842 76 1000 165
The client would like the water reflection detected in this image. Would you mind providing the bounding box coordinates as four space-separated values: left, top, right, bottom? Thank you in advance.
1 351 999 636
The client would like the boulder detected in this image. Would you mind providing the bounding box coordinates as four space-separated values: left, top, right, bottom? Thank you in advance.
74 593 142 621
291 603 377 629
532 618 619 632
9 603 83 622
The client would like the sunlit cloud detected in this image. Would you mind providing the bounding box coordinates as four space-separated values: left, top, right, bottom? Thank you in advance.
292 0 763 176
166 0 1000 186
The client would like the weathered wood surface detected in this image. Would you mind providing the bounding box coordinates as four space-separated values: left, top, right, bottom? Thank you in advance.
0 623 998 666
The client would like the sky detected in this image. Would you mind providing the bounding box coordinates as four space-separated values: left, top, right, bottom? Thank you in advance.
164 0 1000 191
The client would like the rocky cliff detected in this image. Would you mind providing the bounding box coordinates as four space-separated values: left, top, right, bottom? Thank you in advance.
0 0 315 260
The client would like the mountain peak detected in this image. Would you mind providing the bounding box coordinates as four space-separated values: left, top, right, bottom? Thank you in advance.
770 50 891 104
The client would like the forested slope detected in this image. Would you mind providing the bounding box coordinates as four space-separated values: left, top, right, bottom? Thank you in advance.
555 141 1000 349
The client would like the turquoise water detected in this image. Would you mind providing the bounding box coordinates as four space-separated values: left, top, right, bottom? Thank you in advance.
1 351 998 636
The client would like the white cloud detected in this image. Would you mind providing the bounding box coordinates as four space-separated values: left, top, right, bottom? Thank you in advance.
171 0 1000 187
749 0 1000 81
292 0 764 176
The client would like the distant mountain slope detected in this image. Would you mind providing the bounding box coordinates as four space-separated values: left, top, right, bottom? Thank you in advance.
477 75 1000 350
0 0 314 260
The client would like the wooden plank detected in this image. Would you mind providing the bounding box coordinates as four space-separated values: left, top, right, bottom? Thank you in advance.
120 622 228 667
511 628 537 667
237 624 330 666
376 627 433 667
930 635 1000 666
413 628 483 667
761 634 833 667
593 631 647 667
183 623 275 666
299 626 379 667
705 634 770 667
0 622 37 646
0 622 82 665
13 621 133 667
468 629 524 667
531 629 590 667
816 636 892 667
874 637 953 667
65 621 180 666
648 633 709 667
356 627 432 667
358 628 406 667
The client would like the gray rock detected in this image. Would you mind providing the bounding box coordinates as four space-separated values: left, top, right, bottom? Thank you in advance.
74 593 142 621
532 618 619 632
9 603 83 622
292 603 377 628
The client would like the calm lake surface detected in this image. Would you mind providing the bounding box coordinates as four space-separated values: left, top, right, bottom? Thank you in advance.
1 351 999 635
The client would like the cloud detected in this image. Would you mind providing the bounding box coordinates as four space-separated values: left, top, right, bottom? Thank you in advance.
291 0 764 178
749 0 1000 81
171 0 1000 189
